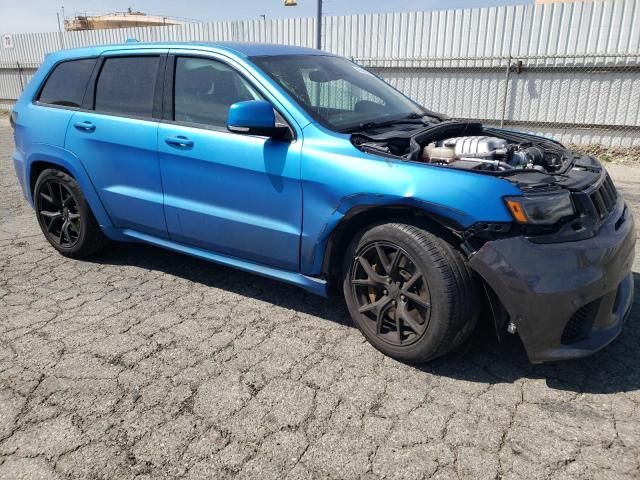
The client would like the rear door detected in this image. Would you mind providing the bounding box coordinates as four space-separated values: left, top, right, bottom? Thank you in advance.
65 50 169 238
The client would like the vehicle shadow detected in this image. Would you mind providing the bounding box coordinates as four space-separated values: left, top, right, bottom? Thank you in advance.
90 243 640 395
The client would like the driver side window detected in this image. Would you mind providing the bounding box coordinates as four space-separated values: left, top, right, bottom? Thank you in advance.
174 57 263 128
300 68 385 116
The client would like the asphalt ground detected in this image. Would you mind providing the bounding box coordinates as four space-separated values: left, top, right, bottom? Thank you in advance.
1 120 639 479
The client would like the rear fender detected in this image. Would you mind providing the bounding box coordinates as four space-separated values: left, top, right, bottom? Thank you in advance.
25 144 114 229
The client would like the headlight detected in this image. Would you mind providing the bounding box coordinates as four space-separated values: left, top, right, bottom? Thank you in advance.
504 191 575 225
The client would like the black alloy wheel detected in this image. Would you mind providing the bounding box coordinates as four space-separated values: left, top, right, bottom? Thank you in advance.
343 221 479 362
350 241 431 346
37 179 82 248
34 168 108 258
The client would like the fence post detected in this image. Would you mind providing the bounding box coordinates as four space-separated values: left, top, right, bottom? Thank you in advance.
500 55 511 128
16 62 24 92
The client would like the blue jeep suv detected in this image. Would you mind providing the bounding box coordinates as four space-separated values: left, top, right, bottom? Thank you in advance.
10 42 635 363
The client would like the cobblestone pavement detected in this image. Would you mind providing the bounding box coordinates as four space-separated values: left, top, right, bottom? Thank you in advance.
1 120 639 480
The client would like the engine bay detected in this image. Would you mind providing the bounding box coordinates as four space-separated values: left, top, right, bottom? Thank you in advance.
351 121 569 175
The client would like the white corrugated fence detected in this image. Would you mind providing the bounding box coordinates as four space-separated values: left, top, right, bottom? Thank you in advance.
1 0 639 146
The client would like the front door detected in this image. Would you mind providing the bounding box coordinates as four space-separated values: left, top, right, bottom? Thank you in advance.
158 55 303 271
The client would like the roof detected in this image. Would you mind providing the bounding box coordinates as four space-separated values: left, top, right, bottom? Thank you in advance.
48 42 332 61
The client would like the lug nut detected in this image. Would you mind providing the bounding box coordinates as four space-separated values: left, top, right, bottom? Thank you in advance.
400 295 406 301
383 289 388 295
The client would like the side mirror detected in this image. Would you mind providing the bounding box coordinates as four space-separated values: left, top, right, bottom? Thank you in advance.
227 100 291 140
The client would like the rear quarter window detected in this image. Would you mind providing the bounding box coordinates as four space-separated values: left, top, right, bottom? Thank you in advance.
94 56 160 118
37 58 96 108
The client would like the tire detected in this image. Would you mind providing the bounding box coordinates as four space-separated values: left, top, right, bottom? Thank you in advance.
34 168 109 258
342 220 479 362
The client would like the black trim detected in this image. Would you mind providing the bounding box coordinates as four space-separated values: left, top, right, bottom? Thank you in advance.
81 57 104 110
152 55 167 120
162 54 176 122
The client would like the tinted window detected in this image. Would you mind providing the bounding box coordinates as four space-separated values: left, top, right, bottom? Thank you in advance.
95 56 160 117
38 58 95 108
174 57 262 127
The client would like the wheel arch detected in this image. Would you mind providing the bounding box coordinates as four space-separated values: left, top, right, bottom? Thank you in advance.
320 203 465 293
26 146 114 230
29 161 73 197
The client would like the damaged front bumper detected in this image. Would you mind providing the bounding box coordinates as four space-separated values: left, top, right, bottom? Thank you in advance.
469 196 636 363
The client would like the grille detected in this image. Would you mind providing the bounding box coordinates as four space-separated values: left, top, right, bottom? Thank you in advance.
589 174 618 220
561 299 600 345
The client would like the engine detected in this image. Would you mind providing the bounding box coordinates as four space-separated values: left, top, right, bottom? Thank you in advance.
422 136 547 171
350 121 567 174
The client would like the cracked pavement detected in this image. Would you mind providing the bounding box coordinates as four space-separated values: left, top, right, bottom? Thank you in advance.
0 120 639 479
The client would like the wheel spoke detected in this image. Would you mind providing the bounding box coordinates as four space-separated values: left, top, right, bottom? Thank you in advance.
58 183 64 206
375 244 392 274
358 295 391 314
388 250 403 276
404 271 423 290
357 256 387 286
67 220 79 233
67 212 81 220
64 221 73 243
39 191 55 204
39 210 62 219
58 221 66 244
351 278 375 287
376 300 393 335
394 307 403 344
46 183 59 207
397 301 426 335
403 291 431 310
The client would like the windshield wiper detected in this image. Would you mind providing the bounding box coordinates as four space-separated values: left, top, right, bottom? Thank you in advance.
340 114 429 133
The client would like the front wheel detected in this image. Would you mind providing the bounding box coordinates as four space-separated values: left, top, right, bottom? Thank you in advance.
343 221 479 362
34 168 108 258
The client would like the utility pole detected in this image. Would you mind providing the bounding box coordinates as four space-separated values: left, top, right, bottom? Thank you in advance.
284 0 322 50
56 12 64 49
315 0 322 50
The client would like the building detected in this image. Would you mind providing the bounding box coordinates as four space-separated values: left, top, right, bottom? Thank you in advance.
64 9 185 31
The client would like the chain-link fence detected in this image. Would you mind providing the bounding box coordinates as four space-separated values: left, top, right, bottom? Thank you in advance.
0 62 38 112
2 53 639 152
357 53 640 151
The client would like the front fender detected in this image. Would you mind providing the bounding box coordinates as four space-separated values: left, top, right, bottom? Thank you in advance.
299 124 523 275
25 144 114 229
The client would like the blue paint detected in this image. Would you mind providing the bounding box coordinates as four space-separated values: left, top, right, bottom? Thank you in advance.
11 42 523 295
227 100 276 130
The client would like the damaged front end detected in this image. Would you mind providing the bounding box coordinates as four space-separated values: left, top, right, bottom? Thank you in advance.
351 120 636 362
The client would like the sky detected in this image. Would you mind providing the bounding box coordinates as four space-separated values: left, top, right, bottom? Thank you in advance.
0 0 531 34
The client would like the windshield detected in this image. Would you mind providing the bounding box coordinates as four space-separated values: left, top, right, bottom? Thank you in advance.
250 54 426 132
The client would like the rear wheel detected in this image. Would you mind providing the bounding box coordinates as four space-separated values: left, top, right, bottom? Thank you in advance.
34 169 108 258
343 220 478 362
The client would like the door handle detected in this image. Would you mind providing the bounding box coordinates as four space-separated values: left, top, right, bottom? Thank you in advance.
165 135 194 148
73 121 95 132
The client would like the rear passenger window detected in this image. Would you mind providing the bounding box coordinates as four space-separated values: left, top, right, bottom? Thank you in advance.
173 57 263 128
38 58 95 108
95 56 160 118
